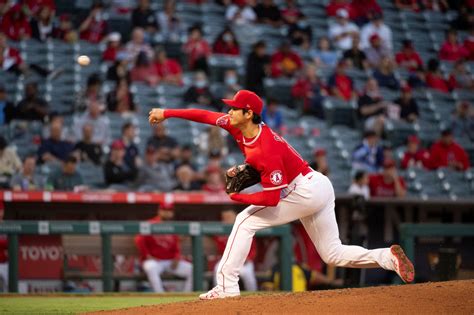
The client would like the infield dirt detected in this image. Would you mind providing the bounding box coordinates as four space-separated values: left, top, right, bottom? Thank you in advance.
90 279 474 315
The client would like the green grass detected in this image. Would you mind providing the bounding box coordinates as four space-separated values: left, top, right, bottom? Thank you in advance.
0 295 196 314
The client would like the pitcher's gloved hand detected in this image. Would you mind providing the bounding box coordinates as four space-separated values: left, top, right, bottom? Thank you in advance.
225 164 261 194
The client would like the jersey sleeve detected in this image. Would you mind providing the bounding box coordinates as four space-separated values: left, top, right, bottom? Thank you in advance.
259 156 288 191
164 109 238 133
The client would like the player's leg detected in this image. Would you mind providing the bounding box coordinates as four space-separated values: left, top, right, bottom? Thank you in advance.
240 261 258 291
168 260 193 292
142 259 168 292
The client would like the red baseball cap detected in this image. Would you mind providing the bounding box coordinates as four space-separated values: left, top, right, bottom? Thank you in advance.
407 135 420 144
111 139 125 150
222 90 263 115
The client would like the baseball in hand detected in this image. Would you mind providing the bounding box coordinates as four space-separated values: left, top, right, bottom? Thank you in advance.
77 55 91 66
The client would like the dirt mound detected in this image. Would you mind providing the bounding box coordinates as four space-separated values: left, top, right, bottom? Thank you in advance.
91 280 474 315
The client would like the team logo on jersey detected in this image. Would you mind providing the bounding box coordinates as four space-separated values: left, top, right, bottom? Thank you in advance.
270 170 283 185
216 115 230 126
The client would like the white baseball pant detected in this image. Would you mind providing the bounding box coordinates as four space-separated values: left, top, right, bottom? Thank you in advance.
214 259 257 291
142 259 193 292
216 170 396 293
0 263 8 292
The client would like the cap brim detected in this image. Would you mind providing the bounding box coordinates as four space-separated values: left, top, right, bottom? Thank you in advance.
222 99 244 109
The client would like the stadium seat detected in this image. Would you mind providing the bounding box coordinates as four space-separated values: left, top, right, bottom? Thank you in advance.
323 97 358 128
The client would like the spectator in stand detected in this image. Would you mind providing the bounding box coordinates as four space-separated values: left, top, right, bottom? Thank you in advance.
450 5 473 31
152 147 178 192
153 47 182 85
183 25 211 73
350 0 383 26
0 136 21 188
199 127 228 158
130 51 159 86
213 28 240 56
23 0 56 17
0 85 14 125
426 58 451 93
131 0 158 34
1 4 31 41
223 69 243 94
73 100 110 145
369 159 407 197
329 9 359 51
395 0 420 11
177 144 197 170
270 41 303 78
439 29 469 62
309 149 329 176
312 36 340 69
286 10 312 49
135 146 160 192
0 31 25 74
120 122 140 170
401 135 431 169
52 14 77 43
448 59 474 90
225 0 257 25
202 166 225 193
174 164 201 191
352 130 384 172
184 71 217 108
107 52 131 82
16 81 49 122
102 32 122 62
147 123 178 151
262 98 283 132
75 73 105 113
292 63 327 119
73 124 103 165
157 0 183 42
348 170 370 200
364 34 392 69
38 118 75 164
328 59 357 101
463 26 474 61
326 0 352 18
125 27 154 62
104 139 137 188
451 101 474 141
395 39 423 72
106 79 137 113
429 128 470 171
343 34 369 70
408 65 427 89
78 2 107 44
394 86 419 123
373 57 400 90
10 155 46 191
212 209 257 291
47 155 85 192
358 78 387 136
30 6 54 42
255 0 283 27
134 207 193 292
360 13 392 51
281 0 302 24
245 40 270 96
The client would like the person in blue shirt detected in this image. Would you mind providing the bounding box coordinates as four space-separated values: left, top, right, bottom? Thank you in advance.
0 85 14 125
352 130 384 173
261 98 283 132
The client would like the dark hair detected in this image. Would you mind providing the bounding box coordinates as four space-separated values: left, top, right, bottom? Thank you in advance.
122 122 134 133
427 58 439 72
354 170 366 181
87 73 102 87
65 155 78 164
136 51 150 67
253 40 266 51
0 136 7 150
242 108 262 124
188 24 203 34
363 130 377 138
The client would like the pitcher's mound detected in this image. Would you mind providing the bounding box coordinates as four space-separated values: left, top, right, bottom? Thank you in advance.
95 280 474 314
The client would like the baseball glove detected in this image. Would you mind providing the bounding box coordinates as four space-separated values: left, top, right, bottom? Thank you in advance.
225 164 261 194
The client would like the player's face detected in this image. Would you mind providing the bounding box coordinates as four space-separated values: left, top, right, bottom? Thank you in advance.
228 107 248 126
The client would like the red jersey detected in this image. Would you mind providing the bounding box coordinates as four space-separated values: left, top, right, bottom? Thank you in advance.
326 2 352 18
154 59 182 80
426 73 450 93
213 235 257 261
439 41 469 62
395 50 423 72
213 40 240 56
23 0 56 16
134 216 181 261
464 37 474 61
270 51 303 78
1 5 31 41
429 140 470 170
1 47 23 70
183 39 211 70
401 150 431 169
369 174 406 197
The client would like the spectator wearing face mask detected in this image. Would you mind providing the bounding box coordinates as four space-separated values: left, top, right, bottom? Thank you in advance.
184 71 217 109
213 28 240 56
223 69 242 94
78 3 107 43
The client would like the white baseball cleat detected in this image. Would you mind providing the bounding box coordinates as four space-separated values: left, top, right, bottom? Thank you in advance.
199 286 240 300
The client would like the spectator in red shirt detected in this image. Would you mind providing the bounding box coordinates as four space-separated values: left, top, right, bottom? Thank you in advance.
270 41 303 78
130 51 159 86
52 14 77 43
350 0 383 25
463 26 474 61
439 29 469 62
448 59 474 91
212 209 257 291
326 0 352 18
183 25 211 73
135 207 193 292
153 47 182 86
401 135 431 169
78 3 107 44
102 32 122 62
328 59 356 101
0 31 26 74
395 40 423 72
213 28 240 56
426 59 451 93
291 63 327 118
202 166 226 193
22 0 56 17
281 0 303 25
394 0 420 11
369 159 407 197
429 128 470 171
1 4 31 41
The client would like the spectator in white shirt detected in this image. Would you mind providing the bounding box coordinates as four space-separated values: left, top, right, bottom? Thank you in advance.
226 0 257 25
73 101 111 145
329 9 359 51
125 27 154 62
360 13 392 51
348 170 370 200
